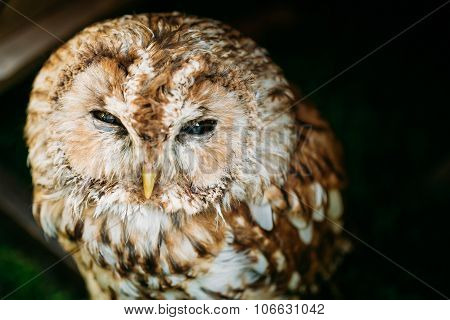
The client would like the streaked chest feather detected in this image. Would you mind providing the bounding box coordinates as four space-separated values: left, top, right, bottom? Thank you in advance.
48 202 324 299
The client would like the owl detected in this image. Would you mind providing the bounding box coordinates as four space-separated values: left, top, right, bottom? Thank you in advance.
25 12 347 299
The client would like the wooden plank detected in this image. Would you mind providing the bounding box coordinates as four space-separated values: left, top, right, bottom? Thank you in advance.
0 0 132 92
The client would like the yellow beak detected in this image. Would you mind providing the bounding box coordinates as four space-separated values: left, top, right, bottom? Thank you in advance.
143 168 157 199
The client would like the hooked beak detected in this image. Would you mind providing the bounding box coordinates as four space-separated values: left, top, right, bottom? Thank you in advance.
143 165 157 199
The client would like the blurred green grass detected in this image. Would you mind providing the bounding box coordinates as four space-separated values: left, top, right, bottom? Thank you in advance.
0 219 83 299
0 206 85 299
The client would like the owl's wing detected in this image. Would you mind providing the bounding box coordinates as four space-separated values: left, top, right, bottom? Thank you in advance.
242 101 349 293
251 102 345 242
285 102 345 240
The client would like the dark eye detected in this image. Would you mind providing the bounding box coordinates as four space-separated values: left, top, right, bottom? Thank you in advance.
181 119 217 136
91 110 123 126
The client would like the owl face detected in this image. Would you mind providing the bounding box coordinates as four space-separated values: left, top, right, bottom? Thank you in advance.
28 14 295 216
52 55 261 214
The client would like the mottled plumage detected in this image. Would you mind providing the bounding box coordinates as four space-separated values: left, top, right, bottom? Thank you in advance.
25 13 348 299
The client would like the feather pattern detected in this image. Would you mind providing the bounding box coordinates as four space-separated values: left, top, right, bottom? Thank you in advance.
25 12 348 299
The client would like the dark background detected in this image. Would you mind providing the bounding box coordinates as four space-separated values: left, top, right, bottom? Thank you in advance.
0 0 449 299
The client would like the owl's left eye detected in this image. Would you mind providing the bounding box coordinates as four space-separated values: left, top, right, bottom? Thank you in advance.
91 110 123 126
181 119 217 136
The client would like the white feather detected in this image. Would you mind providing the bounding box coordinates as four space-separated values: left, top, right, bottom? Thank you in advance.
248 203 273 231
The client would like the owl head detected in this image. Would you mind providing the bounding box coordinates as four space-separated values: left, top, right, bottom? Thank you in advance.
26 13 295 218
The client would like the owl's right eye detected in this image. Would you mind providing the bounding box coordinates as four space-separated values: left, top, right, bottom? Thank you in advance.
91 110 123 126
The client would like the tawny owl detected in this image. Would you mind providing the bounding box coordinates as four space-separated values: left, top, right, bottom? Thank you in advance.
25 12 347 299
